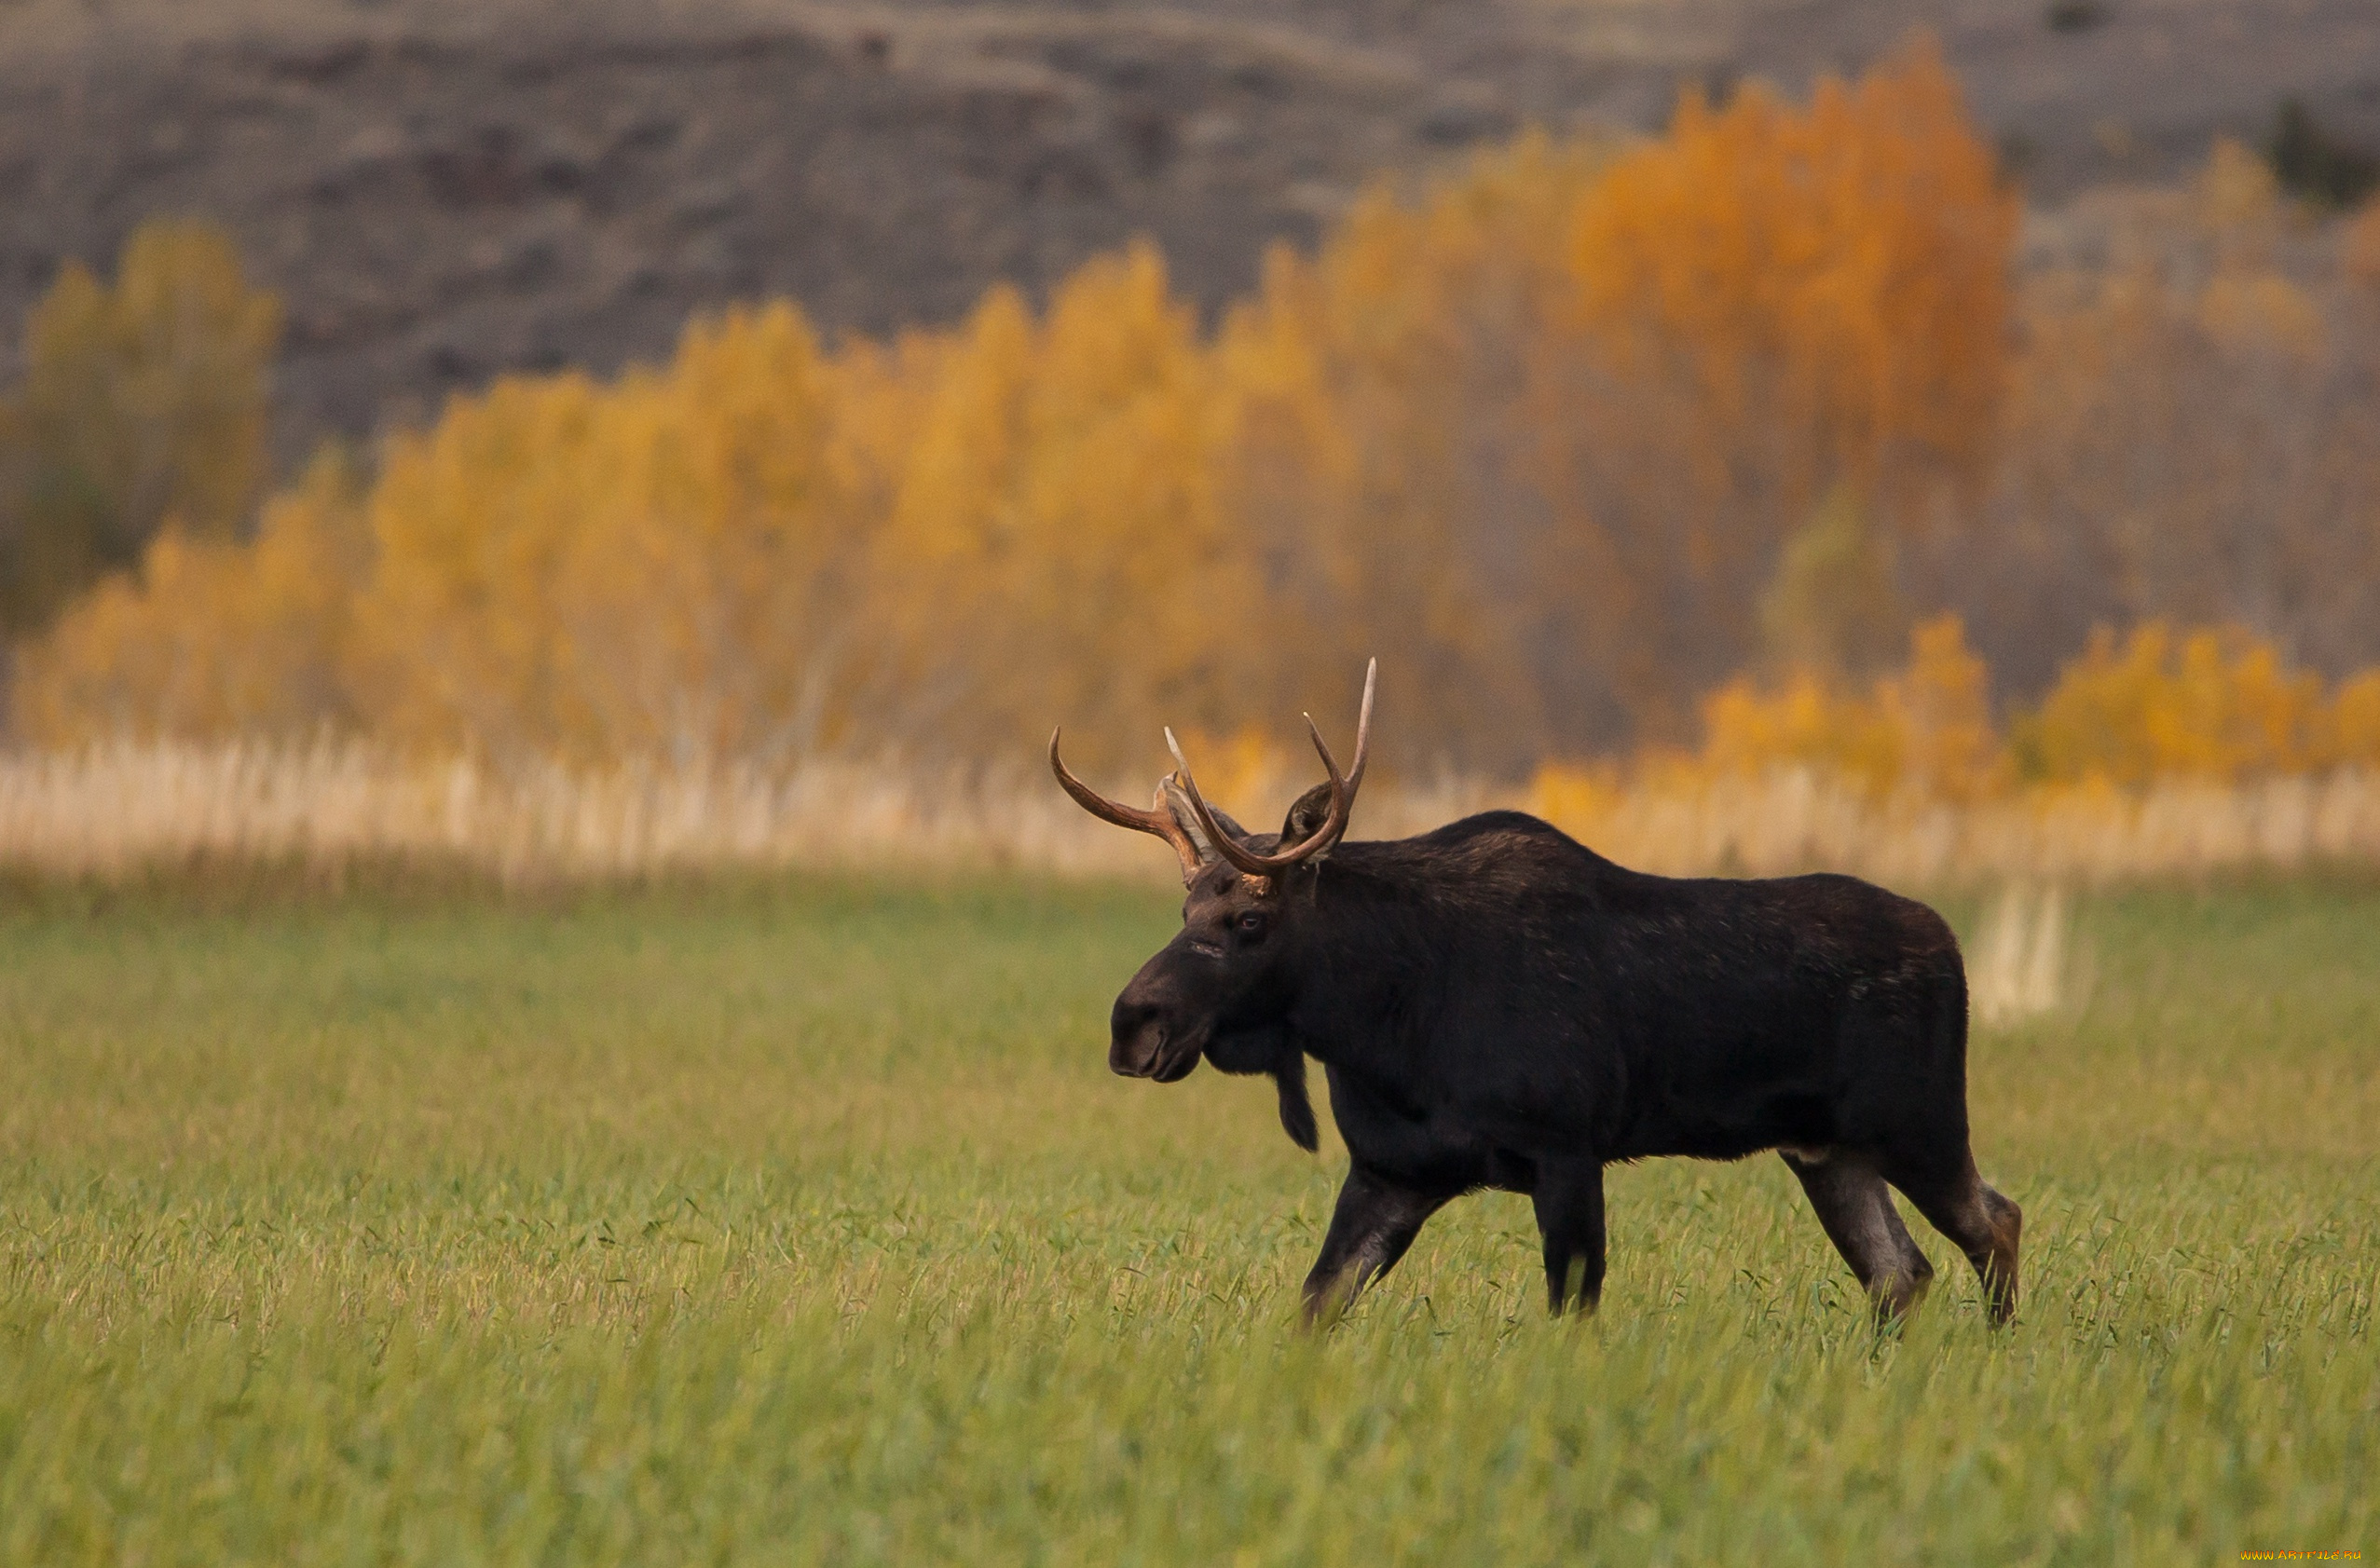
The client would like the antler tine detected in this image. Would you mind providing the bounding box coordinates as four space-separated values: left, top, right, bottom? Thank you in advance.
1346 657 1375 792
1049 728 1205 883
1161 658 1378 877
1301 714 1345 795
1164 727 1279 879
1302 657 1376 801
1276 656 1374 861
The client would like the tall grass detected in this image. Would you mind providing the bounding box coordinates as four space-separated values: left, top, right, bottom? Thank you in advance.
4 740 2379 885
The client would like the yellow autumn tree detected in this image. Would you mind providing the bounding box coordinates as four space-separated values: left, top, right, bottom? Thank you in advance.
343 373 605 754
2331 671 2380 767
349 303 861 762
868 244 1265 770
546 304 865 764
2013 623 2333 785
1692 615 2000 800
1226 134 1613 766
10 450 364 743
0 220 282 636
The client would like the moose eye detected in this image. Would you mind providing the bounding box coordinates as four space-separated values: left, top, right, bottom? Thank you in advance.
1235 911 1268 937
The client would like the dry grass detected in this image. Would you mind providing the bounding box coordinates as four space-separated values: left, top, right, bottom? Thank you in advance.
1550 768 2380 885
1966 883 2075 1028
3 741 2378 889
0 740 1477 883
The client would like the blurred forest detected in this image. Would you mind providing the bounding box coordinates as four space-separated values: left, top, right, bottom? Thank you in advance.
6 44 2380 798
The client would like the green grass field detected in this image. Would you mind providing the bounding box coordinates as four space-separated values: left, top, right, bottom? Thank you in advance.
1 871 2373 1564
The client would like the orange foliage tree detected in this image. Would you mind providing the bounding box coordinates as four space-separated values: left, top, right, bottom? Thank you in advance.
1530 39 2017 741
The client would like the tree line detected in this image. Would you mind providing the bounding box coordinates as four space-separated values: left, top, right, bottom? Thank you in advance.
7 42 2380 792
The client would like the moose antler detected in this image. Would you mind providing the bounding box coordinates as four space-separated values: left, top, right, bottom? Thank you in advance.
1164 658 1375 877
1048 729 1208 884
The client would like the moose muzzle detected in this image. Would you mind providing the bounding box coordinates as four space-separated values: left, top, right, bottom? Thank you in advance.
1109 993 1202 1082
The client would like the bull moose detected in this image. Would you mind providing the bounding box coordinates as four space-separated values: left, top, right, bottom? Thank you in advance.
1050 661 2021 1326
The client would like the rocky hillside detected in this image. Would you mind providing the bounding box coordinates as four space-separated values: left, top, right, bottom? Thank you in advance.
3 0 2373 463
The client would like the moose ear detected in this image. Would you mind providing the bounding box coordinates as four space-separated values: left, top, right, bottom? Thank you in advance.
1279 781 1336 851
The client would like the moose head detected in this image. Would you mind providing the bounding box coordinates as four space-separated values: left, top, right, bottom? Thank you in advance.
1048 661 1375 1149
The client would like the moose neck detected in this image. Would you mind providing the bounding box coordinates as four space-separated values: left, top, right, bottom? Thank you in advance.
1280 842 1459 1073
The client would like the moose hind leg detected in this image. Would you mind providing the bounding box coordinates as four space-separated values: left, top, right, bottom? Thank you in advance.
1301 1168 1451 1327
1783 1152 1935 1322
1532 1156 1607 1316
1889 1155 2023 1327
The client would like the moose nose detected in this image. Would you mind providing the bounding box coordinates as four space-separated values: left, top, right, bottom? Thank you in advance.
1109 997 1169 1078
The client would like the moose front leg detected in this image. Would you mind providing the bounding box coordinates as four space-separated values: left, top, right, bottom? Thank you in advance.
1301 1166 1451 1327
1532 1155 1607 1315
